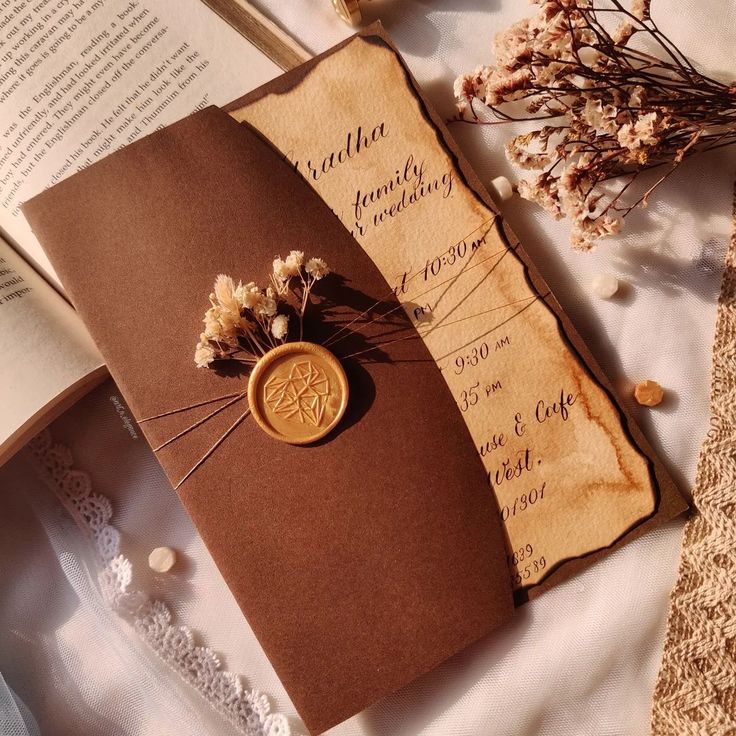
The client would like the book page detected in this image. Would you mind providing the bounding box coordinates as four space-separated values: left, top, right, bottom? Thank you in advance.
0 0 281 288
0 236 105 459
230 33 686 599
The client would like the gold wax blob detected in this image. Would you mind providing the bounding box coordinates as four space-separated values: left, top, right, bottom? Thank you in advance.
248 341 349 445
634 380 664 407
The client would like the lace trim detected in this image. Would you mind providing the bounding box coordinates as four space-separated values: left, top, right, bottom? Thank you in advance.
26 429 292 736
650 186 736 734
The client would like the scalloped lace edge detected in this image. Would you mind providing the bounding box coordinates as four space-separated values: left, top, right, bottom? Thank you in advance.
26 429 292 736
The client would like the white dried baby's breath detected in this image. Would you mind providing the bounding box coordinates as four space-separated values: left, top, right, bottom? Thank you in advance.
236 281 261 309
272 257 290 283
305 257 330 280
284 250 304 275
194 340 216 368
196 255 333 365
271 314 289 340
256 294 277 317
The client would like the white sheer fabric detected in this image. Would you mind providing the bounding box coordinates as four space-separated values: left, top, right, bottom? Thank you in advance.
0 447 255 736
1 1 735 734
0 672 40 736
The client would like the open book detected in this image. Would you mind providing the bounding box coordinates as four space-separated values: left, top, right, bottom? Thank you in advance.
0 0 285 463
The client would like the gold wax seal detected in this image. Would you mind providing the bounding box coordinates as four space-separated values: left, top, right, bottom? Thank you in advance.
331 0 361 25
248 341 349 445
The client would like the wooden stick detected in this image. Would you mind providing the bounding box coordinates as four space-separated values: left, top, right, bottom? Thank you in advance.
199 0 311 71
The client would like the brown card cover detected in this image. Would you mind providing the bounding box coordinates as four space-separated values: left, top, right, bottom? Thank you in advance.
22 107 514 734
224 25 688 603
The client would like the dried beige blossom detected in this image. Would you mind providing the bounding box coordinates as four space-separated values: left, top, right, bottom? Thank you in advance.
612 20 635 44
454 0 736 249
285 250 304 274
517 174 564 219
271 314 289 340
617 112 660 152
631 0 651 20
581 99 618 136
194 340 216 368
202 307 224 340
454 65 491 113
236 281 261 309
272 257 291 289
305 257 330 280
214 274 239 316
256 288 278 317
204 305 241 345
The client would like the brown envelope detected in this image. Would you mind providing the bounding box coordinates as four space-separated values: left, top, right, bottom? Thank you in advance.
224 25 688 603
22 107 514 734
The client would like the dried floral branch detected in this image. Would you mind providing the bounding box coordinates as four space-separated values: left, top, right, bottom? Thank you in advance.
453 0 736 249
194 252 331 368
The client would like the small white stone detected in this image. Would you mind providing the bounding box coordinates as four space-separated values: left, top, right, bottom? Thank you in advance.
590 274 619 299
489 176 514 203
148 546 177 573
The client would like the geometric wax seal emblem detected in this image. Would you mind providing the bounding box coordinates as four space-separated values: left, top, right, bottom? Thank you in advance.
247 341 349 445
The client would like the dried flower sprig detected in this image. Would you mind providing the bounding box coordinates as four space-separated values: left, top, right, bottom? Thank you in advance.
454 0 736 249
194 251 331 368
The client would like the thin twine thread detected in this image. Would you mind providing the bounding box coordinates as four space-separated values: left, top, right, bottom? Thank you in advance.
137 391 244 423
323 217 497 348
340 295 542 361
435 295 543 363
173 408 252 490
152 392 246 452
145 291 541 486
135 215 512 487
423 248 510 334
325 245 508 350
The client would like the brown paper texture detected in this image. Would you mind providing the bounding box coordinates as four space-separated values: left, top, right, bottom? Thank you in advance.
22 107 514 734
227 27 687 601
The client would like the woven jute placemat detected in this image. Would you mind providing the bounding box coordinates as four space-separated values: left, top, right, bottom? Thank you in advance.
651 188 736 734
